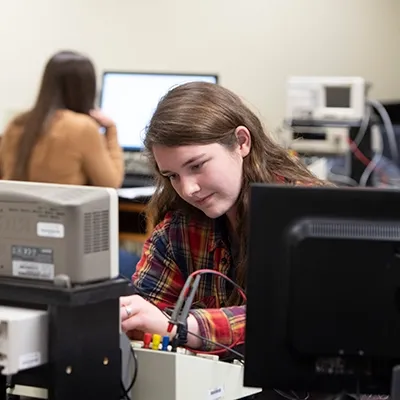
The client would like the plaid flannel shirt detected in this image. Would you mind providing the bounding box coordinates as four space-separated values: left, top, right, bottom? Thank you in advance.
132 210 244 351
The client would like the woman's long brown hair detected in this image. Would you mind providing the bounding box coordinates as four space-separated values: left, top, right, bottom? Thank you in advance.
11 50 96 181
144 82 326 304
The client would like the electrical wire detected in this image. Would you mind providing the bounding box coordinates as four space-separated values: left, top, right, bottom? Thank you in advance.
116 277 141 397
368 99 399 164
133 282 245 359
120 381 130 400
274 389 309 400
126 346 138 393
166 269 247 356
354 99 398 186
120 277 246 360
327 171 359 187
119 333 138 399
124 278 308 400
359 153 383 187
167 268 246 333
190 269 247 301
351 99 398 187
187 330 245 361
347 137 388 186
353 105 371 147
291 100 395 188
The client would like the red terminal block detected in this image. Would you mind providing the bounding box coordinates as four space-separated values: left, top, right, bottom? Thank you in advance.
143 332 152 349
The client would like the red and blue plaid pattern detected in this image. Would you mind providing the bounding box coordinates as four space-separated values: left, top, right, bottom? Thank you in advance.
132 210 245 351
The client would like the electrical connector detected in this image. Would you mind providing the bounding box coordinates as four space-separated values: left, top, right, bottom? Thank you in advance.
0 306 48 375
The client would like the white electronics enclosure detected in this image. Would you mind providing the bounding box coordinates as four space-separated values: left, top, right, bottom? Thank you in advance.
0 306 48 376
286 76 367 123
0 181 119 283
280 124 382 157
281 126 350 156
129 346 262 400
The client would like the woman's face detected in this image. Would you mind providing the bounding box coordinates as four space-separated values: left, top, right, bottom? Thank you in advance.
153 127 251 222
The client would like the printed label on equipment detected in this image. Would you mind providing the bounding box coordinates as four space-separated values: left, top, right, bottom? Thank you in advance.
12 245 54 280
12 261 54 279
37 222 64 238
19 351 41 370
208 386 224 400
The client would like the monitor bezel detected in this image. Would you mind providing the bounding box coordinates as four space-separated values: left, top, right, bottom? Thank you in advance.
245 183 400 395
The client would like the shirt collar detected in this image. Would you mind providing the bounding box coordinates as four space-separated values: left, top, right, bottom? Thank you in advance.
208 216 230 252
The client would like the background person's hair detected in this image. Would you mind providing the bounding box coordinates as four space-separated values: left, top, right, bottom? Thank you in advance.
144 81 324 302
12 50 97 181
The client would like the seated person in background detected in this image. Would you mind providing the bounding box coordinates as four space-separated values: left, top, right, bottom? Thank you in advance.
0 50 124 188
120 82 327 351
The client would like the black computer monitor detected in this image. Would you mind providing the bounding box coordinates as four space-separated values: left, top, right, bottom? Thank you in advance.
99 71 218 152
244 183 400 396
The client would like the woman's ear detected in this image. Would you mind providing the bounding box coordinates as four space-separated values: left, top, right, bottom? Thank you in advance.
235 126 251 158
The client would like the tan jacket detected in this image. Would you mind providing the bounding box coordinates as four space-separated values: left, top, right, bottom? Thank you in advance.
0 109 124 188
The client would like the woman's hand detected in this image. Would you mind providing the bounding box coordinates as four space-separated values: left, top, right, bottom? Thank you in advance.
120 295 171 336
120 295 203 349
89 109 115 128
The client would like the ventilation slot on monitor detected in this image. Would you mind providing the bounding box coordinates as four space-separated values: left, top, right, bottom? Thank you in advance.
307 220 400 241
84 210 110 254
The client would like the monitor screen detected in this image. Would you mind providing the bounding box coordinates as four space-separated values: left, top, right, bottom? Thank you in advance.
325 86 351 108
99 72 218 151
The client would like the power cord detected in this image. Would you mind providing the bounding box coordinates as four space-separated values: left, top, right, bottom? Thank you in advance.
368 99 399 165
120 381 130 400
274 389 309 400
350 99 398 187
120 339 138 399
358 99 398 187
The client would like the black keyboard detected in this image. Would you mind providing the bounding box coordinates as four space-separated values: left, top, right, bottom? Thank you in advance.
122 174 154 188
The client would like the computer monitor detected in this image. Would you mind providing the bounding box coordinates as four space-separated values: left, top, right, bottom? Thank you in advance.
99 71 219 151
245 183 400 396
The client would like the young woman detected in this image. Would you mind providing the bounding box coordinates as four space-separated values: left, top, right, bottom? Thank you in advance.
120 81 324 351
0 50 124 188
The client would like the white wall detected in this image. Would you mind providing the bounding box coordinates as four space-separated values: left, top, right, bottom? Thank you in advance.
0 0 399 132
